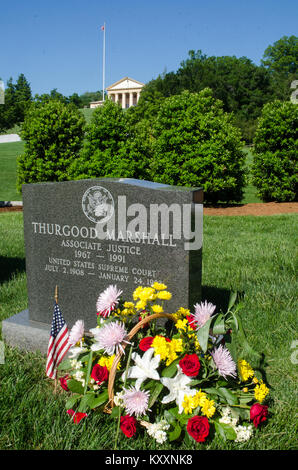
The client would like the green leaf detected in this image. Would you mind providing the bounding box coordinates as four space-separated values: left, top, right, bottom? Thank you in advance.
227 292 237 311
196 317 212 353
88 390 109 409
161 359 179 378
215 421 237 441
148 382 164 408
67 379 84 394
57 359 72 371
110 406 121 418
212 314 226 335
168 407 179 419
84 351 93 395
78 393 93 413
218 387 239 405
163 410 177 425
65 394 80 410
169 424 181 442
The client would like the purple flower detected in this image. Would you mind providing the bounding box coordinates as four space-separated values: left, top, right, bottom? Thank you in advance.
122 386 150 417
191 301 216 329
90 321 130 356
211 345 237 380
96 285 123 318
68 320 84 346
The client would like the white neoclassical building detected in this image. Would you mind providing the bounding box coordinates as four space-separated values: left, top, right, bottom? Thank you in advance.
90 77 144 109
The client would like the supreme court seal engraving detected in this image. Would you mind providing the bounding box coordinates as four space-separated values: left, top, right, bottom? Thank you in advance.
82 186 114 224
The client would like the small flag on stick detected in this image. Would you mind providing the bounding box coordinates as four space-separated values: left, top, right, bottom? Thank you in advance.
46 287 70 379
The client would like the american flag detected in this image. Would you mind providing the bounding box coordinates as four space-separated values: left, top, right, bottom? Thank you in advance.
46 302 70 379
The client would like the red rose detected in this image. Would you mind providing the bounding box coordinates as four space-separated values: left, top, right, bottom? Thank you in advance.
139 336 154 351
186 315 197 330
67 409 87 424
91 364 109 384
187 416 210 442
250 403 268 428
120 415 137 438
179 354 201 377
59 374 70 391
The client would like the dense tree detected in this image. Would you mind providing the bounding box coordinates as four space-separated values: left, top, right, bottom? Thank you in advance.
261 35 298 100
149 89 246 203
79 91 103 107
0 74 32 131
136 50 272 142
252 100 298 202
17 100 85 191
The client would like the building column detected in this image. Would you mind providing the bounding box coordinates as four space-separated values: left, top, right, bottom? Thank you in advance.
129 92 133 108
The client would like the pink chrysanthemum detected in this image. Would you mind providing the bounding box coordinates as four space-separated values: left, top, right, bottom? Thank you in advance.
91 321 129 355
68 320 84 346
191 301 216 329
96 285 123 317
122 386 150 417
211 345 237 380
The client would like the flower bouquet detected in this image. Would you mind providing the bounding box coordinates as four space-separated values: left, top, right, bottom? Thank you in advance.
58 283 270 447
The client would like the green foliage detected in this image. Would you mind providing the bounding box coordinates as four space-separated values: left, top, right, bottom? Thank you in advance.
261 35 298 101
79 90 103 108
252 100 298 202
149 89 246 203
16 100 85 191
0 74 32 132
70 99 150 180
138 50 273 142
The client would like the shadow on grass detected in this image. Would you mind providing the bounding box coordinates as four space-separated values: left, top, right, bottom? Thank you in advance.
0 256 25 284
201 285 232 313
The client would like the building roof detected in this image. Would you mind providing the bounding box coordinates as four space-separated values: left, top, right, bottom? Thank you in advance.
106 77 145 91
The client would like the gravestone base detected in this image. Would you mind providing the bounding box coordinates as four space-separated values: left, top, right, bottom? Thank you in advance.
2 310 51 355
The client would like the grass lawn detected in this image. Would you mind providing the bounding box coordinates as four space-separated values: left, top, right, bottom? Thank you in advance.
0 141 24 201
241 147 262 204
0 212 297 450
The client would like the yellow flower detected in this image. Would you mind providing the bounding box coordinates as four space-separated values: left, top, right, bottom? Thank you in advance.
193 389 207 407
201 398 216 418
254 382 269 403
165 338 183 365
152 282 167 291
243 387 248 393
253 377 259 384
133 286 144 300
139 287 157 302
152 304 164 313
121 302 135 316
182 394 196 414
238 359 254 382
176 319 189 332
152 336 168 361
136 299 147 311
157 291 172 300
98 355 121 371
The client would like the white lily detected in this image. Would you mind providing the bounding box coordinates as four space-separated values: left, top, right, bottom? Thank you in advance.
122 348 161 388
161 365 196 413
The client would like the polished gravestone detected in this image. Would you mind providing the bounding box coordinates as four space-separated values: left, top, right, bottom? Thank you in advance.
2 178 203 352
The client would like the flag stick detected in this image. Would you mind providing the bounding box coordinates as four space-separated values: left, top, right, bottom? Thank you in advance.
102 22 106 101
54 285 58 392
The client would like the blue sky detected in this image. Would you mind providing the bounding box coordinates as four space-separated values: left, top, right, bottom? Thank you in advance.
1 0 297 96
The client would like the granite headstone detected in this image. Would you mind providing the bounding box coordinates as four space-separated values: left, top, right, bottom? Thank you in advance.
3 178 203 352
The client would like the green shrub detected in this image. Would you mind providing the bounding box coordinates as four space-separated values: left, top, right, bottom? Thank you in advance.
17 100 85 191
70 100 151 180
149 89 246 203
252 100 298 202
